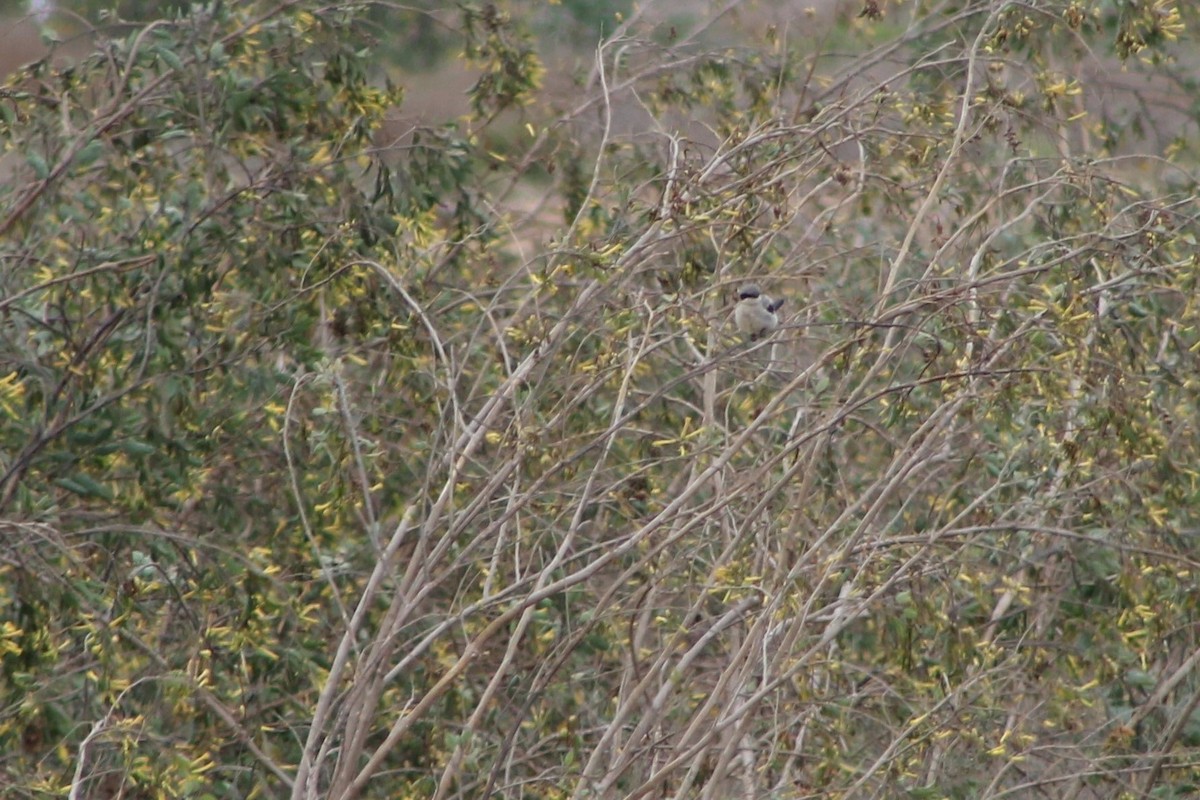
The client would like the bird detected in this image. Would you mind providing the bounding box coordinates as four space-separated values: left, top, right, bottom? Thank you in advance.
734 283 783 340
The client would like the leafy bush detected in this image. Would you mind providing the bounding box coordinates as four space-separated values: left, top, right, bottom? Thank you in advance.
3 1 1200 799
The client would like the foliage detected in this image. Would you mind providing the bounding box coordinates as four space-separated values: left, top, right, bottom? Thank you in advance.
2 1 1200 799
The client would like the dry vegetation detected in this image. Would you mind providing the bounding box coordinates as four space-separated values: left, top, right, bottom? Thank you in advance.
3 2 1200 799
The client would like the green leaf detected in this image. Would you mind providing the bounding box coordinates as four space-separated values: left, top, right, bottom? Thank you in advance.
120 439 157 456
156 46 184 71
26 152 49 179
54 473 114 500
73 140 104 168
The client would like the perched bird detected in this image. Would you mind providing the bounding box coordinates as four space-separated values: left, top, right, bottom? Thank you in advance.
734 283 783 340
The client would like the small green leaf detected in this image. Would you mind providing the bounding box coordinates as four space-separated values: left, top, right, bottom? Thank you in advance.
156 46 183 70
26 152 49 179
53 476 90 496
54 473 114 500
120 439 157 456
73 140 103 168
